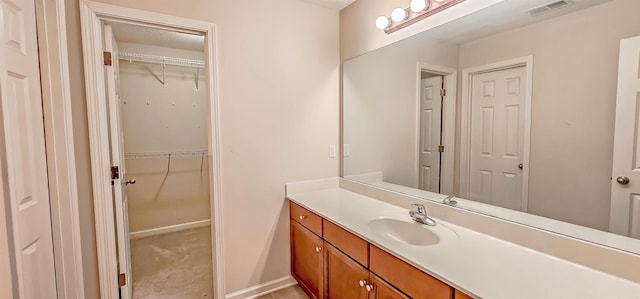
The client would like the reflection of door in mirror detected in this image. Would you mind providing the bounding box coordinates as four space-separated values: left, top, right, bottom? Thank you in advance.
467 66 527 212
610 36 640 239
418 73 443 193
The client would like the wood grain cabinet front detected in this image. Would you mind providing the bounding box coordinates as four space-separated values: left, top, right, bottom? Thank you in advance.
290 201 322 235
325 243 369 299
369 274 410 299
370 245 453 299
455 290 474 299
291 220 324 299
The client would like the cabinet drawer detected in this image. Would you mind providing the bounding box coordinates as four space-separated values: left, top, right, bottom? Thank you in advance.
323 219 368 267
455 289 474 299
290 201 322 235
370 245 452 299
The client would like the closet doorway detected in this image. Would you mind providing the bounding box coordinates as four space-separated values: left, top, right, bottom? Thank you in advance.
111 22 213 298
79 2 224 298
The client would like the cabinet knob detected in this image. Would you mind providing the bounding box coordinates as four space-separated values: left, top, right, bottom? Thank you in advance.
315 247 321 252
366 284 374 292
299 215 306 220
358 280 366 287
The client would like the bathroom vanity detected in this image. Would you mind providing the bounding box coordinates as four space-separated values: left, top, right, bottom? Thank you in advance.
286 178 640 299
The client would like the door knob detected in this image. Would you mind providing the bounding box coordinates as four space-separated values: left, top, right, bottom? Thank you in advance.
124 178 136 185
518 163 523 170
358 280 366 287
616 176 630 185
315 247 321 252
299 215 306 220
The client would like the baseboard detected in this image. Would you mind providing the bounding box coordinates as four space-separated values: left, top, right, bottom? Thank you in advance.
129 219 211 240
226 276 297 299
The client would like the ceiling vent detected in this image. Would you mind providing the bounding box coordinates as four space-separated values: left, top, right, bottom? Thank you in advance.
526 0 574 16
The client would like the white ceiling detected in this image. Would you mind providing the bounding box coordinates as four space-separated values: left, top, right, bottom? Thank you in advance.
111 22 204 52
423 0 612 44
301 0 356 10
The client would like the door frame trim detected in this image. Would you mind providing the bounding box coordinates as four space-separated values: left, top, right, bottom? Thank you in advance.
35 0 87 297
414 62 457 194
459 56 533 211
79 1 226 298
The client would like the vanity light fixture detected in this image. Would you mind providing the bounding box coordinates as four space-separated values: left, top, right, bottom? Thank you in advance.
376 0 466 34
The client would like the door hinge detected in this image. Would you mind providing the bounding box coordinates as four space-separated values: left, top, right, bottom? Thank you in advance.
104 51 112 66
118 273 126 287
438 145 445 152
111 166 119 180
440 89 446 97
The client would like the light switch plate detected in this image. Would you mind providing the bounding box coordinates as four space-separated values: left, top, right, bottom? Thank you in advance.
329 144 337 158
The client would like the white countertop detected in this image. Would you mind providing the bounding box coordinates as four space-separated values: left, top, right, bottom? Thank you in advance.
286 186 640 299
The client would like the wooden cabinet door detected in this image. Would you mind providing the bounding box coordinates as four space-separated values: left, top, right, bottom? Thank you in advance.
325 242 369 299
291 220 324 299
369 274 410 299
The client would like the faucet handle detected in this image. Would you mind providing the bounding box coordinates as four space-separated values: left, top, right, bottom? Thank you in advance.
411 203 426 214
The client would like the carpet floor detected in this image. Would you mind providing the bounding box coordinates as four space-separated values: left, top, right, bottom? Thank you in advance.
131 226 213 299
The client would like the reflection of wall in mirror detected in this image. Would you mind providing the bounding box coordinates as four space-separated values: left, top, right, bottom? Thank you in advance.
343 36 458 187
457 0 640 231
343 0 640 232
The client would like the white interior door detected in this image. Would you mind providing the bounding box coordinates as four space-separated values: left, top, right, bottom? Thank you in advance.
610 36 640 239
0 0 57 297
469 66 526 211
104 24 133 298
418 75 443 192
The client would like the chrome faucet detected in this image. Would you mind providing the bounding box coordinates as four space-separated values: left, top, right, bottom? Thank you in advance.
442 195 457 207
409 204 436 226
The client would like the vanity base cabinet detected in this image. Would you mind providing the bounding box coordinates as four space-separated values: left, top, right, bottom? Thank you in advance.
325 243 369 299
291 220 324 299
289 201 466 299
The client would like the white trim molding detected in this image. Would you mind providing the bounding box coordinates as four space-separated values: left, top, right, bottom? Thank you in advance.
129 219 211 240
414 62 457 195
226 276 297 299
34 0 86 297
79 1 226 298
459 55 534 211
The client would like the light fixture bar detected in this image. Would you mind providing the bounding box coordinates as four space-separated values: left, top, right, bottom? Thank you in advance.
384 0 466 34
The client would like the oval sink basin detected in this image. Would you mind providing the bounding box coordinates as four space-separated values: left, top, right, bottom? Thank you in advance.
368 218 440 246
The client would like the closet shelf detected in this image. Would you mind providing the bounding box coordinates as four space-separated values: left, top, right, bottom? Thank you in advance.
118 52 205 69
125 150 208 160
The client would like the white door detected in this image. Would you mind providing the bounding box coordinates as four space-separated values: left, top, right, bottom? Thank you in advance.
469 66 526 211
610 36 640 239
0 0 58 297
104 24 133 298
418 75 443 192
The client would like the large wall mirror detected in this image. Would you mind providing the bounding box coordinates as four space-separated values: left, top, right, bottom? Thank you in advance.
342 0 640 254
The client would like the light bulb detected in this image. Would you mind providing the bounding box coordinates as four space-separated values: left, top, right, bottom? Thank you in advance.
391 7 407 22
375 16 390 29
410 0 427 13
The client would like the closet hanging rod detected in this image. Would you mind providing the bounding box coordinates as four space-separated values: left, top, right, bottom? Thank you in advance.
125 150 208 160
118 52 205 69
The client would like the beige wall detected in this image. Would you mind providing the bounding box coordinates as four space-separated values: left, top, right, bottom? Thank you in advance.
343 35 458 186
66 0 339 294
458 0 640 230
